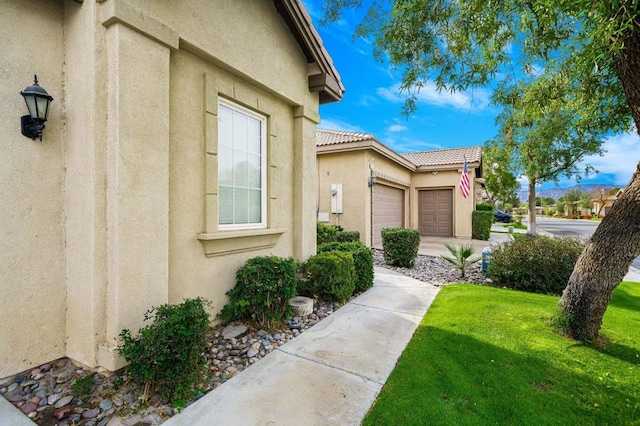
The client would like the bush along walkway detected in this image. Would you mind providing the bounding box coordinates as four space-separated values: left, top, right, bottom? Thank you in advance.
161 267 440 426
0 299 347 426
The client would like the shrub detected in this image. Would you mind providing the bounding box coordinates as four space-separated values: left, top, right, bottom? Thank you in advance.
338 230 360 243
318 241 374 291
381 228 420 268
472 210 493 240
317 222 340 245
117 298 211 409
306 250 356 302
220 256 297 329
488 235 585 295
476 202 494 211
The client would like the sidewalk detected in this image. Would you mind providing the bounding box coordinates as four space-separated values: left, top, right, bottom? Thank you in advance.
163 267 439 426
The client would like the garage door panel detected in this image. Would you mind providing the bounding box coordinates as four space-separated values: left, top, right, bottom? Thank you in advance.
419 189 452 237
373 185 405 247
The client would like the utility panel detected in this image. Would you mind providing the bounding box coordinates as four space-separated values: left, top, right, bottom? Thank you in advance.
331 183 343 214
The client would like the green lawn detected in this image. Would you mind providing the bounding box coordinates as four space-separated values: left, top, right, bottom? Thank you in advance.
364 283 640 425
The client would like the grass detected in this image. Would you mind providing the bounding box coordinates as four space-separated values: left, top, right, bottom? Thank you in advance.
364 282 640 425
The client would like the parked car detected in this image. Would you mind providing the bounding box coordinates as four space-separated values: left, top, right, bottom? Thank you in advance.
494 210 513 223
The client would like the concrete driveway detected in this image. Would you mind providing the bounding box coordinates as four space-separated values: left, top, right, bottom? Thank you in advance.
417 227 515 257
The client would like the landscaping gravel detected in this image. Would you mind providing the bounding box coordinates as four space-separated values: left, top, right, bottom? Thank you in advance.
1 251 487 425
0 299 345 426
373 249 489 286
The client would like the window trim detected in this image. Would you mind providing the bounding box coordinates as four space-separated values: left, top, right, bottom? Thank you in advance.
217 98 268 231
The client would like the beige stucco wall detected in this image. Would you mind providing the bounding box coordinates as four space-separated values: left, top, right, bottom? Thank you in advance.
0 0 67 378
317 149 413 246
318 148 480 244
168 48 315 316
1 0 324 377
317 151 369 241
411 167 478 238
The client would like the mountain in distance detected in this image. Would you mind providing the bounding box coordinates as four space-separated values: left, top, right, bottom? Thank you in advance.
517 184 618 203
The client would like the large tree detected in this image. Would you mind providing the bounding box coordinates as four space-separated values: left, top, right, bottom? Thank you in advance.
490 74 608 235
323 0 640 340
481 140 520 208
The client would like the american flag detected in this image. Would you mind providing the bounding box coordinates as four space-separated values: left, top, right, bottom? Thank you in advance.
459 157 470 198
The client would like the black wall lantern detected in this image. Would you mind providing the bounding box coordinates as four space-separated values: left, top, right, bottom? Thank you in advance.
20 75 54 141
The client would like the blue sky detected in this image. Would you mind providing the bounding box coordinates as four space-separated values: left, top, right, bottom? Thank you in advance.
302 0 640 190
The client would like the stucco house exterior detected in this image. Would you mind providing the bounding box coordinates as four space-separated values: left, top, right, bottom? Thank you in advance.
592 189 623 217
1 0 343 378
316 129 483 246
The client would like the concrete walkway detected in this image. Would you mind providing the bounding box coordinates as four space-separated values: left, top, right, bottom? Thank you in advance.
164 267 439 426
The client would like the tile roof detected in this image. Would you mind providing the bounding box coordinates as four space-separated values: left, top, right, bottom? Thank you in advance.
316 129 376 146
401 146 482 167
316 129 482 168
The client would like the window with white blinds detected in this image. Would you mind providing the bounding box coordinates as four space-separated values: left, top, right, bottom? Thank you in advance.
218 99 266 229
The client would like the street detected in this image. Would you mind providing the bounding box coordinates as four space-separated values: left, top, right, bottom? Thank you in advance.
532 217 640 270
534 216 599 238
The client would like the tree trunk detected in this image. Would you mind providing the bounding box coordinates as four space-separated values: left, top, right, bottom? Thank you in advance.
558 163 640 340
557 9 640 341
527 179 537 236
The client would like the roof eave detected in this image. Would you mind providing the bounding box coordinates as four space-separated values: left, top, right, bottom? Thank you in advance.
274 0 345 103
317 139 416 171
415 161 482 172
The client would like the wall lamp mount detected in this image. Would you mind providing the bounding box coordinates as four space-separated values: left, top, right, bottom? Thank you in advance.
20 75 53 141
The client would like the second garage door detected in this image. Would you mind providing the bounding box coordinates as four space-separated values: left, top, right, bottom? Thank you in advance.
419 189 453 237
373 184 405 247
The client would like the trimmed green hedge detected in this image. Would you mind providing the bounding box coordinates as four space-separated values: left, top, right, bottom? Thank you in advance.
318 241 374 292
381 228 420 268
317 223 361 245
220 256 297 328
476 202 494 211
488 235 585 295
317 222 340 245
306 250 356 302
472 210 493 240
338 230 361 243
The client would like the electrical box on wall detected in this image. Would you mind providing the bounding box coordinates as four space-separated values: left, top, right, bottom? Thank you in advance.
331 183 343 214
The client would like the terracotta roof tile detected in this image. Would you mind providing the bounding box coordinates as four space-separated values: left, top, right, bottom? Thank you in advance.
316 128 482 168
401 146 482 167
316 129 376 146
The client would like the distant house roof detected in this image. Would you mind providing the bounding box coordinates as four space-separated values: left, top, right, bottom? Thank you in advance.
316 129 376 146
401 146 483 168
274 0 345 104
316 129 415 169
316 129 482 173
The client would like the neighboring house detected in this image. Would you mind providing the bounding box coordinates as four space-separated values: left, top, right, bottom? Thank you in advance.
316 129 482 246
0 0 343 378
592 190 622 217
565 201 591 217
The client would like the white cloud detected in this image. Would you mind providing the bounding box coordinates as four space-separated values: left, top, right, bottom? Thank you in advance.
382 135 443 153
583 132 640 185
387 124 407 133
376 82 491 111
318 118 365 133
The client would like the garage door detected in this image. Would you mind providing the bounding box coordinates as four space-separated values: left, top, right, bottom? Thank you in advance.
419 189 453 237
373 184 404 247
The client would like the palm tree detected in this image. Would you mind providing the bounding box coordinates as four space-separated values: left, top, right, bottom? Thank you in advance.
441 243 482 278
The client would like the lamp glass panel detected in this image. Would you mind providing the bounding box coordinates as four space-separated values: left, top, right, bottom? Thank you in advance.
36 96 49 120
24 95 38 119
